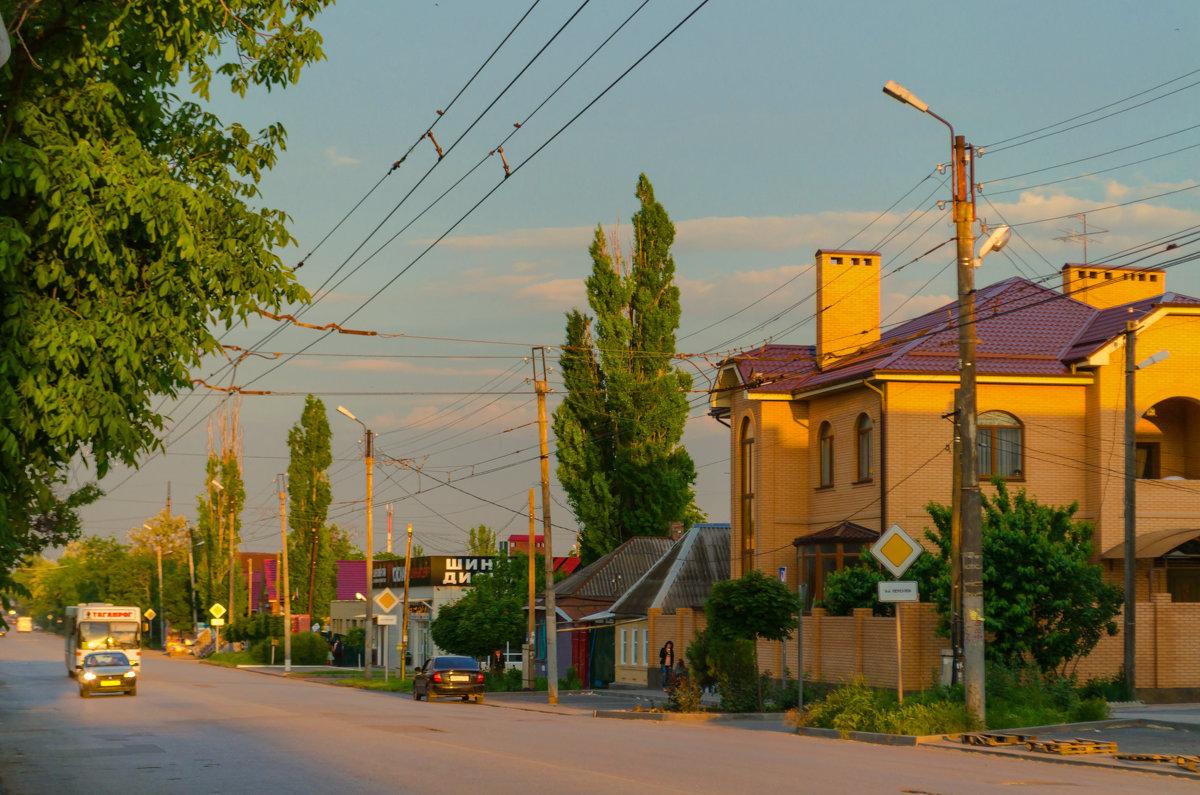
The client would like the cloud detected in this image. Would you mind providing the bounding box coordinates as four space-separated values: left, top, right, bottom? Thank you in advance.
325 359 513 378
516 278 584 306
429 226 594 251
325 146 360 167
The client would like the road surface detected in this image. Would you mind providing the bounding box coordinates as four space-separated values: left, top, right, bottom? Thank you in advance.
0 631 1186 793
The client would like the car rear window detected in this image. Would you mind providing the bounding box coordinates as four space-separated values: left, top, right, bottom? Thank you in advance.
435 656 478 669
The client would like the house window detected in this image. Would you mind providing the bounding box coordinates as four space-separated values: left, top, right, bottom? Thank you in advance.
1136 442 1161 479
856 414 873 482
978 410 1023 479
620 629 627 665
799 542 867 611
740 418 756 573
819 421 834 487
642 629 649 665
632 626 639 666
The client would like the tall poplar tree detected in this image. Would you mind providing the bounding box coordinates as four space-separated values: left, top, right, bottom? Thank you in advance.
286 396 334 620
554 174 701 562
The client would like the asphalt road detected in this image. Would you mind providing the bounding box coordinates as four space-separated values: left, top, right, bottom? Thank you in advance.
0 631 1189 794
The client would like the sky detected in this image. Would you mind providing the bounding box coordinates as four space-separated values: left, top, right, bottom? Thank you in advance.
72 0 1200 560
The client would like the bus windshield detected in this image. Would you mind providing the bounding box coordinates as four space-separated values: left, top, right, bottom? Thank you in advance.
78 621 139 650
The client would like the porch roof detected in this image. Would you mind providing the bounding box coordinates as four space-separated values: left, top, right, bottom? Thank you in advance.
1099 526 1200 559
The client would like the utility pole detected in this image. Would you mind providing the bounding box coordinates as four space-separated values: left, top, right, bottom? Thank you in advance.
1123 322 1137 700
533 347 558 705
952 132 986 723
364 428 375 679
387 504 393 556
525 488 536 690
950 390 963 685
187 529 198 632
156 544 165 651
400 522 413 680
279 474 292 673
338 405 375 679
883 81 984 722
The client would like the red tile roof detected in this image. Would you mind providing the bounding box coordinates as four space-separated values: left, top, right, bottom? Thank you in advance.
726 278 1200 393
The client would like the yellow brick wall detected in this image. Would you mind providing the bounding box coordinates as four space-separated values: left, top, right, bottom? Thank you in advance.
721 306 1200 687
815 250 881 364
1062 265 1165 309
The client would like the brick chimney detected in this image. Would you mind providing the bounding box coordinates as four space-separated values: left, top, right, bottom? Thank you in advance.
815 249 881 367
1061 264 1165 308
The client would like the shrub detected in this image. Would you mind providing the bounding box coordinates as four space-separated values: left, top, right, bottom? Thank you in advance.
289 631 331 665
1078 669 1127 702
667 675 704 713
803 679 896 735
1071 697 1110 723
344 627 365 649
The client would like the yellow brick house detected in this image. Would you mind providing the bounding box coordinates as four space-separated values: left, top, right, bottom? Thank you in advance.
709 249 1200 693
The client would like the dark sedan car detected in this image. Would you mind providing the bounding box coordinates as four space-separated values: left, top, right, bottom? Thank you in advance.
78 651 137 697
412 656 485 703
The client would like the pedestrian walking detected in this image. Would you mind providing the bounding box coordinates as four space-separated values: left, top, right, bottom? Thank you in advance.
659 641 674 691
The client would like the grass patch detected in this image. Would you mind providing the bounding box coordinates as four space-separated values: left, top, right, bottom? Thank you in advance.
329 676 414 692
794 679 980 737
203 651 258 667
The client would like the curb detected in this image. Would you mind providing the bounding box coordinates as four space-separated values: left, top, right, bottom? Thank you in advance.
793 726 952 745
594 710 786 723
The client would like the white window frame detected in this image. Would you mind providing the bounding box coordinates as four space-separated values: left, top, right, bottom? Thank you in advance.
620 628 627 665
632 626 639 666
642 629 649 665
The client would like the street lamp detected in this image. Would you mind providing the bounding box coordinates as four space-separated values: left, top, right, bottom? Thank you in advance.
338 405 375 680
884 80 985 723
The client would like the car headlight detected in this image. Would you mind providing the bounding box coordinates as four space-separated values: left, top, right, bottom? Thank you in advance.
82 672 96 681
124 670 136 678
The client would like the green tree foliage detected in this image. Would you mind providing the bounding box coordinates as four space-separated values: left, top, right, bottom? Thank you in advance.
705 569 800 711
0 1 332 616
817 560 891 617
554 174 701 562
329 524 360 560
467 525 497 556
820 481 1123 675
922 482 1122 674
429 554 546 668
195 453 245 619
131 508 196 634
286 396 334 619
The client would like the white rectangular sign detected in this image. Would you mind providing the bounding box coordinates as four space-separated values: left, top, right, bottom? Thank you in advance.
877 580 919 603
375 614 398 625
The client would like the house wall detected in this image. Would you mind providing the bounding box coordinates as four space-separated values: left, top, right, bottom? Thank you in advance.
721 302 1200 688
612 618 652 686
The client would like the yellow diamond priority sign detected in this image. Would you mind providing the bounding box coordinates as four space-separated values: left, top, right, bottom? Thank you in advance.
870 524 924 578
374 588 398 613
144 608 157 621
209 603 226 619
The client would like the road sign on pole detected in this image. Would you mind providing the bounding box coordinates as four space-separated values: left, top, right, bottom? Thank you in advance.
209 603 227 619
870 524 924 578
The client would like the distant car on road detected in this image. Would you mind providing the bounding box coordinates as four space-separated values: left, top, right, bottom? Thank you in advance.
412 656 485 703
78 651 137 697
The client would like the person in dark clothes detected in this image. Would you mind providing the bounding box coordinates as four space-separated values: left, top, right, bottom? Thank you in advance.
659 641 674 691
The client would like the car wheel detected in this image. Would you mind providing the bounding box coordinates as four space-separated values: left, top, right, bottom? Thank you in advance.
78 688 88 698
412 687 420 701
128 687 137 696
475 694 484 704
461 695 469 702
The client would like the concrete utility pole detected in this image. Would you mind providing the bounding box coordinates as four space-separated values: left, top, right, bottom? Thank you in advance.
337 405 374 679
533 348 558 705
525 488 536 690
387 504 393 556
400 522 413 680
1123 322 1137 700
187 530 198 631
884 81 984 722
279 475 292 673
156 545 165 650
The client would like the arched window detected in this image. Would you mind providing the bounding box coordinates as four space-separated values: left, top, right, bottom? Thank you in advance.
819 421 834 488
978 410 1023 479
856 414 874 482
740 418 756 574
